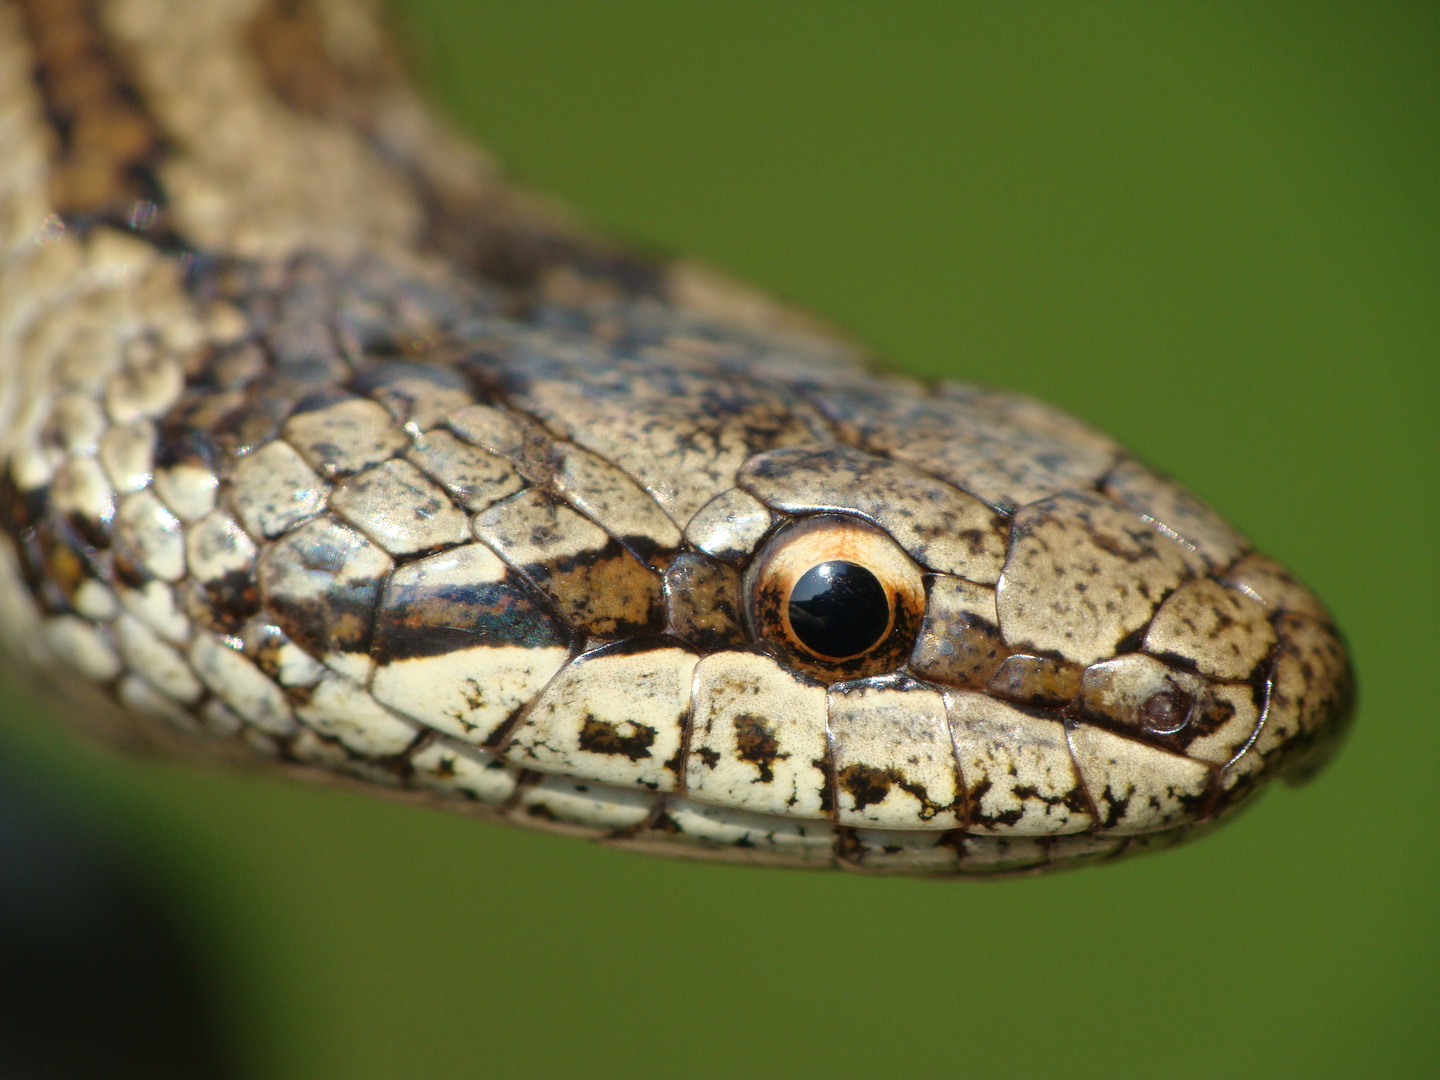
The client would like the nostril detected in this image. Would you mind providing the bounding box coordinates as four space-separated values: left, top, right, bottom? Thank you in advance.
1139 688 1194 734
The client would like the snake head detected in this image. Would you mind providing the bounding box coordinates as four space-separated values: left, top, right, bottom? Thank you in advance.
0 239 1351 874
696 387 1353 855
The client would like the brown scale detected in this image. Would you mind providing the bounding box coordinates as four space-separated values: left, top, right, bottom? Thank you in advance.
1221 553 1333 624
663 552 748 652
1142 576 1276 683
441 398 683 572
907 575 1010 689
472 489 665 640
18 0 170 233
987 654 1084 709
1261 613 1355 784
439 398 593 522
31 512 102 611
997 490 1205 667
405 429 527 514
199 274 353 456
179 346 268 420
348 361 479 434
257 514 391 666
368 546 575 666
827 675 960 827
210 378 334 460
469 344 832 528
280 395 407 480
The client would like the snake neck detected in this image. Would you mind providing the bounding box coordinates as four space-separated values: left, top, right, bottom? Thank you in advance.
6 0 667 282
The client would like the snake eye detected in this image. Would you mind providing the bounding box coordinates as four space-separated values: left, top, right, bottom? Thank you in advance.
748 515 925 679
788 560 890 659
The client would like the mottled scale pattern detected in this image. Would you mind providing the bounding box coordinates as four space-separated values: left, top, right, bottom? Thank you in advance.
0 0 1352 877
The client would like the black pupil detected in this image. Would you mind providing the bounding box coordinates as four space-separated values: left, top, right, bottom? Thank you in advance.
787 560 891 659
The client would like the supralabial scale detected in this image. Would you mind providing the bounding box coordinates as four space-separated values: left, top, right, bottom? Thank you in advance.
0 0 1353 876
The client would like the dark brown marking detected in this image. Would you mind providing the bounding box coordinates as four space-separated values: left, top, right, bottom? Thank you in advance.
257 517 388 661
577 715 657 762
187 568 261 635
814 756 835 814
18 0 174 236
1094 785 1133 830
523 542 664 640
0 475 51 607
251 621 302 684
266 575 381 660
838 762 951 821
153 422 222 474
838 763 901 811
1268 614 1355 785
732 714 787 784
29 512 105 611
248 0 395 122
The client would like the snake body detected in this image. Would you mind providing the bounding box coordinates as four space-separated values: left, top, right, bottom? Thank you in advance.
0 0 1352 875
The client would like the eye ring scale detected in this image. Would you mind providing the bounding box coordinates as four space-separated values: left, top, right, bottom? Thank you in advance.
747 515 926 680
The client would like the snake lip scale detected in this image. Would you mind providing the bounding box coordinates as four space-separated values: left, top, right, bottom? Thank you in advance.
0 0 1353 876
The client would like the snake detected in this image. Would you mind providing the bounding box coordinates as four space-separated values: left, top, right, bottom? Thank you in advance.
0 0 1353 876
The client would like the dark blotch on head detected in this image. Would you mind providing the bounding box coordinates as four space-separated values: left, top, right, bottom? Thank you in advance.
732 714 786 783
577 715 656 762
838 764 902 811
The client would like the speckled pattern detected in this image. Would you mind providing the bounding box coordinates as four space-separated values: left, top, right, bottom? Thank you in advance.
0 0 1353 876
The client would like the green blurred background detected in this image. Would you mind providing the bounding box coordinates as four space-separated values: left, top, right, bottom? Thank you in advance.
2 2 1436 1077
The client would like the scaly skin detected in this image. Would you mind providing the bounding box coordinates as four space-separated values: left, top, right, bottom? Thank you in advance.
0 0 1352 875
